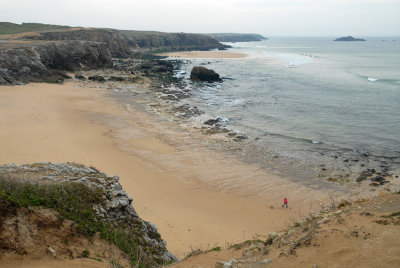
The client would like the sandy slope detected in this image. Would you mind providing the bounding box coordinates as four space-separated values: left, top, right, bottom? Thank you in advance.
0 82 343 259
172 193 400 268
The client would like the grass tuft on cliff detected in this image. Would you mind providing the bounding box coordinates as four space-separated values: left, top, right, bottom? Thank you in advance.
0 176 163 267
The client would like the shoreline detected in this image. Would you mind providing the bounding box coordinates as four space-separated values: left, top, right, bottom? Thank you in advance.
158 51 247 59
0 81 343 258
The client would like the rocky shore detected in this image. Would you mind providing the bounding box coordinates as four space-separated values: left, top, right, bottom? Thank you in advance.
0 23 229 85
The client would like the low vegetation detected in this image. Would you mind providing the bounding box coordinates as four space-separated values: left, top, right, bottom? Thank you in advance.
0 176 163 267
0 22 70 34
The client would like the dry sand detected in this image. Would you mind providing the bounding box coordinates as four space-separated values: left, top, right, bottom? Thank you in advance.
0 82 345 259
158 51 247 59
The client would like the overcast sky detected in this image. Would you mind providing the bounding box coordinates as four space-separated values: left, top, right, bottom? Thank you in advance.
1 0 399 36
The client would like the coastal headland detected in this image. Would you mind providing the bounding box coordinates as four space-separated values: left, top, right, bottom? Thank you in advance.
1 23 400 267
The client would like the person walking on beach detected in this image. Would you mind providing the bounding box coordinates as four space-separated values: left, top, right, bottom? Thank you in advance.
282 197 288 208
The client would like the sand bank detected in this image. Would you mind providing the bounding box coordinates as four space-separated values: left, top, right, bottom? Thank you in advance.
0 82 343 258
158 51 247 59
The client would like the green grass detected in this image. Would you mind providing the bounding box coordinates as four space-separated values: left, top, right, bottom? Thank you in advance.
206 246 221 252
0 22 71 35
0 176 168 267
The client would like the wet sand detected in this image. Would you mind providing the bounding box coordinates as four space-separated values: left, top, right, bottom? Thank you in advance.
158 51 247 59
0 82 345 258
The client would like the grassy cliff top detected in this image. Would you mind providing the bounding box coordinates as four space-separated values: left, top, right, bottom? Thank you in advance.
0 22 72 34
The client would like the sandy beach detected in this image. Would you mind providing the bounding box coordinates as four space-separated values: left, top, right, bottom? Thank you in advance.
0 82 345 259
158 51 247 59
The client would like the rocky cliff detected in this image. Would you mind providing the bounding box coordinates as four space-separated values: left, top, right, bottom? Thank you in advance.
26 29 230 56
206 33 268 42
0 40 112 85
0 162 177 266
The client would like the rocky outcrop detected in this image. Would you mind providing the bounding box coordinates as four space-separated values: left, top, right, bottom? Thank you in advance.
26 29 230 56
26 29 131 57
207 33 268 42
190 66 222 82
334 36 366 41
0 162 177 264
0 41 112 85
122 32 230 51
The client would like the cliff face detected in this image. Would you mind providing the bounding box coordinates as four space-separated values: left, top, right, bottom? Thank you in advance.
122 32 229 52
27 29 229 57
206 33 268 42
0 41 112 85
27 29 131 57
0 162 177 266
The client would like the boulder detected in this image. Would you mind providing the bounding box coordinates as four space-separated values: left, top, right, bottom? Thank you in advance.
190 66 222 82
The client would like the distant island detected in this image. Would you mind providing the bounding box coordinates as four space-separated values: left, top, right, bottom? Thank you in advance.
206 33 268 42
334 36 366 41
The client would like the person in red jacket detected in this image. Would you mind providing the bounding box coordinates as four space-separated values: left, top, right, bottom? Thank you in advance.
282 197 288 208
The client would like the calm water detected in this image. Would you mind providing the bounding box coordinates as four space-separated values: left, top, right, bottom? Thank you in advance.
175 37 400 177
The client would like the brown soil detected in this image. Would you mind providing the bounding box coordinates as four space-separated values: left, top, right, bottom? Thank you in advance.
0 199 129 267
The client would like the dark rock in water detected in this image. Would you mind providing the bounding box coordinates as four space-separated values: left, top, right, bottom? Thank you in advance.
88 75 106 82
190 66 222 82
233 134 248 141
204 118 222 126
356 169 376 182
334 36 366 41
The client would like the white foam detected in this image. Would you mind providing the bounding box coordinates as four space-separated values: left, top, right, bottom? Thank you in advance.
216 116 229 122
367 77 378 82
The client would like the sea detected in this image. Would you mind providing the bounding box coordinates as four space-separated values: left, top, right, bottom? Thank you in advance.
167 37 400 181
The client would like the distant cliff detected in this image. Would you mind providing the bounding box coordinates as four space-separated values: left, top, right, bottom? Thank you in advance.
206 33 268 42
26 28 230 57
0 41 112 85
334 36 366 41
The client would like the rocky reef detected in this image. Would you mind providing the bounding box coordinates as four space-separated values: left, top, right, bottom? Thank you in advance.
207 33 268 42
0 41 112 85
334 36 366 41
0 162 177 266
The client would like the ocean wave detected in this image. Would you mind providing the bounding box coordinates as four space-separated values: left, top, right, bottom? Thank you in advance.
226 98 248 107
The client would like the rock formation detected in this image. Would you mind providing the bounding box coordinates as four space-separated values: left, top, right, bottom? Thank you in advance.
207 33 268 42
26 29 230 57
0 41 112 85
0 162 177 265
190 66 222 82
334 36 366 41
